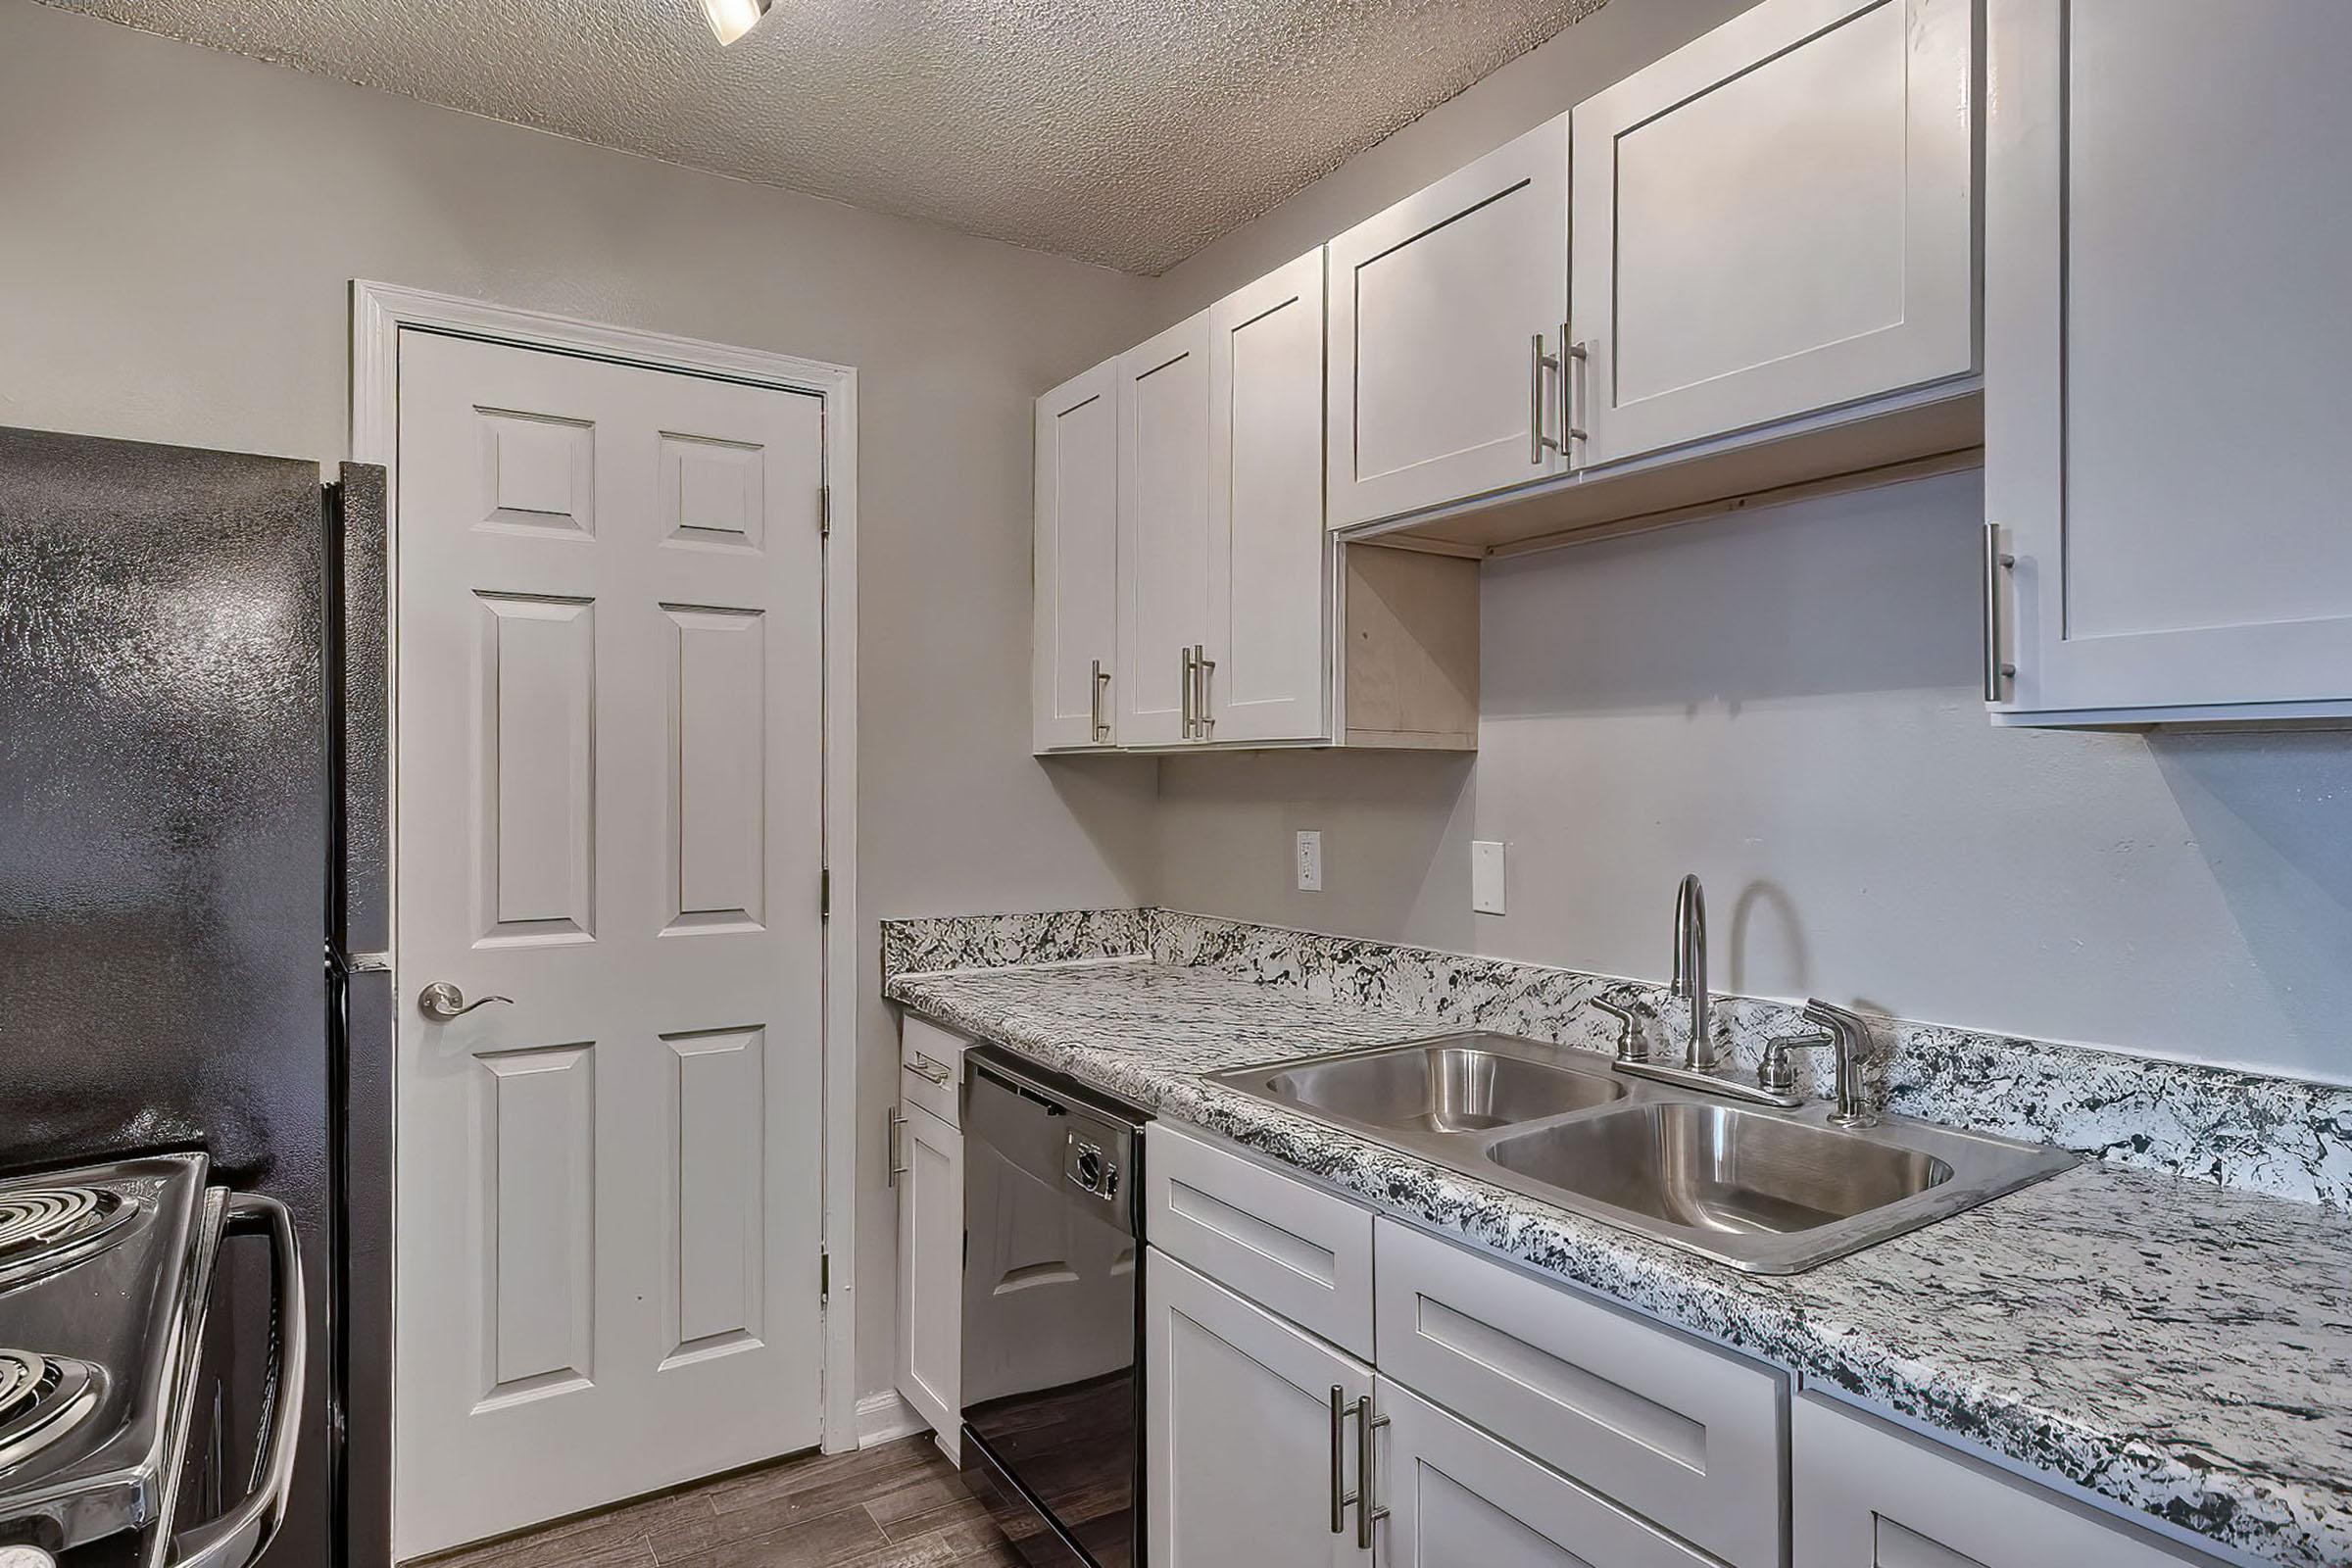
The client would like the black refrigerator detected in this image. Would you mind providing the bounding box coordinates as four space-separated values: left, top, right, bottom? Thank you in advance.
0 426 393 1568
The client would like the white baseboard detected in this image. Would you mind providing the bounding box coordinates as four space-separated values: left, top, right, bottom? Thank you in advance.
855 1390 930 1447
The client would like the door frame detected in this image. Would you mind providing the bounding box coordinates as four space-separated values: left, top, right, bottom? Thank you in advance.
348 280 862 1471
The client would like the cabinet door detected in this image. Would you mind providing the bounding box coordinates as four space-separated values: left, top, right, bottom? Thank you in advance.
1383 1379 1718 1568
1374 1219 1784 1568
894 1101 962 1463
1328 116 1571 528
1146 1250 1365 1568
1032 360 1120 752
1793 1396 2216 1567
1118 314 1212 746
1206 249 1331 744
1987 0 2352 722
1571 0 1976 468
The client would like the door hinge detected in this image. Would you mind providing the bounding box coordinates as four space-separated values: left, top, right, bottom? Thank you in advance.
819 1250 830 1301
818 484 832 538
819 867 831 920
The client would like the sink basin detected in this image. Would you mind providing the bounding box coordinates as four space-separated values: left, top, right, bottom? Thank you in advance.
1208 1033 2077 1273
1485 1102 1952 1235
1232 1035 1625 1135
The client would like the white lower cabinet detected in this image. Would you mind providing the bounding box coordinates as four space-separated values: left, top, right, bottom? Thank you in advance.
892 1098 962 1463
1383 1378 1716 1567
1146 1249 1369 1568
1375 1219 1783 1568
1792 1396 2218 1568
1133 1125 2238 1568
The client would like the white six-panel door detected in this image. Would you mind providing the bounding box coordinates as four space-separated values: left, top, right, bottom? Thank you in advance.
1327 115 1571 528
1032 360 1120 751
1571 0 1977 467
1117 314 1212 746
393 329 826 1557
1206 248 1331 744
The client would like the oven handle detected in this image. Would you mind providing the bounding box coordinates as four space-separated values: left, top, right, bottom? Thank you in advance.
167 1194 305 1568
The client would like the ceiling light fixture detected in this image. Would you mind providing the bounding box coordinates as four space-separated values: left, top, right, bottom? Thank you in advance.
700 0 772 45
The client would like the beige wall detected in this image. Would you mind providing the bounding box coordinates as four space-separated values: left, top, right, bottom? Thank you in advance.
1139 0 2352 1083
0 0 1159 1397
1156 471 2352 1082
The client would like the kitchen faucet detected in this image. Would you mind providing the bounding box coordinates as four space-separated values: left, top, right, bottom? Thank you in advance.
1670 873 1711 1071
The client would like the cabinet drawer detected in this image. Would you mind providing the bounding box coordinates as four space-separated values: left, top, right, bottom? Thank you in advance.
1145 1124 1373 1358
1792 1396 2219 1567
900 1014 969 1128
1374 1219 1785 1568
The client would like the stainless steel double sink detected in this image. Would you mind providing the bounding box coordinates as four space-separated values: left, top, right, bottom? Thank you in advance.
1208 1032 2076 1274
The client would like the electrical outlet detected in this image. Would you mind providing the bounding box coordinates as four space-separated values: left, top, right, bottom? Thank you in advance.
1295 830 1323 893
1471 840 1506 914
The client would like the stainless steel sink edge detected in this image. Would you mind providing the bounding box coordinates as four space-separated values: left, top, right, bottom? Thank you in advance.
1205 1030 2079 1275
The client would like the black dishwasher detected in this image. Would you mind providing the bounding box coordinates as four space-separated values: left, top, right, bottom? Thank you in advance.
958 1046 1149 1568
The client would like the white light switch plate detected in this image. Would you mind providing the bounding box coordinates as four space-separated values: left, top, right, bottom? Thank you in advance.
1471 840 1506 914
1296 830 1323 892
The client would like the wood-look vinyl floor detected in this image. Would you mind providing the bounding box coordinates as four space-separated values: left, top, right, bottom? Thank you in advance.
411 1436 1017 1568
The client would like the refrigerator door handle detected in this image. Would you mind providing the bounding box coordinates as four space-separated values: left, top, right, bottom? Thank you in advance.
166 1194 306 1568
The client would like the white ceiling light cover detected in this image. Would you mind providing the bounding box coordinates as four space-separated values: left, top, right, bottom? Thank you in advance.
37 0 1610 272
699 0 770 47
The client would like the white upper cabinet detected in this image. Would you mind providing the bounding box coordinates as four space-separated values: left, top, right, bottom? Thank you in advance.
1206 248 1331 744
1986 0 2352 725
1117 313 1214 747
1328 116 1571 528
1570 0 1978 468
1031 360 1120 752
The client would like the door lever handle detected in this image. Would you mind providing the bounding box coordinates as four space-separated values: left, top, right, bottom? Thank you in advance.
417 982 514 1021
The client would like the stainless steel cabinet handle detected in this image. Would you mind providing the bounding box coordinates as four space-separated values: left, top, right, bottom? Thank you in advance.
1530 332 1557 464
887 1107 908 1187
1353 1394 1390 1550
1562 323 1590 454
1983 522 2018 702
417 982 513 1021
1328 1385 1351 1534
1091 660 1112 743
1180 646 1197 738
167 1194 305 1568
906 1053 952 1087
1194 645 1214 738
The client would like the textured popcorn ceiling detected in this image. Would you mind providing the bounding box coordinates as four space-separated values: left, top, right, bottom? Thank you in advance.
38 0 1611 272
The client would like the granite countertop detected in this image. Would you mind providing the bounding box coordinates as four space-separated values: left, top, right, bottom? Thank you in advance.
886 957 2352 1568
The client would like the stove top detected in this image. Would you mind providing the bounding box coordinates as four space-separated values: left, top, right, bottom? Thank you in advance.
0 1191 139 1293
0 1154 217 1556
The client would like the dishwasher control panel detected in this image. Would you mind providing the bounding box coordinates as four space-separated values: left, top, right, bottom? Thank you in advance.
1065 1132 1120 1202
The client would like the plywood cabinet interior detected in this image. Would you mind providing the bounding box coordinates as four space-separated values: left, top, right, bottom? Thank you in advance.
1031 359 1120 752
1338 545 1478 750
1569 0 1978 467
1985 0 2352 725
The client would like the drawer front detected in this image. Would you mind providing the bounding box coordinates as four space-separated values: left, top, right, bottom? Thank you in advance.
1792 1396 2219 1568
900 1013 969 1127
1374 1219 1785 1568
1145 1124 1374 1358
